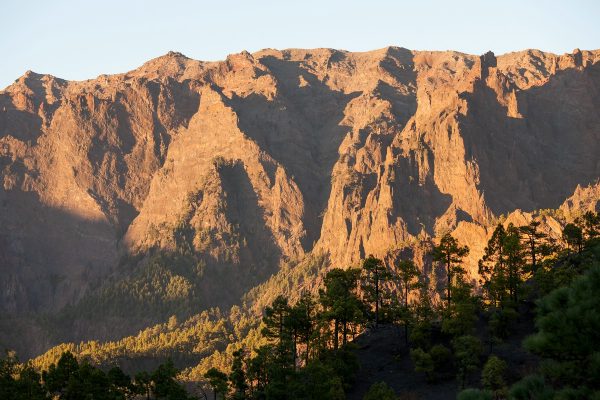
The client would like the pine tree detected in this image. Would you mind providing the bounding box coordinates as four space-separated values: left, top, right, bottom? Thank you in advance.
479 223 526 305
519 220 548 275
479 224 507 307
151 359 189 400
563 223 583 253
42 351 80 397
504 224 526 303
453 335 483 389
262 295 291 345
396 260 420 345
580 211 600 244
432 233 469 308
522 263 600 398
319 268 364 350
361 255 391 326
204 368 228 400
396 259 420 309
229 350 248 400
481 355 507 400
288 291 316 366
134 371 152 400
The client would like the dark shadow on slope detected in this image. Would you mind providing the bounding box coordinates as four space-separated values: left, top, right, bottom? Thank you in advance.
0 185 118 358
346 303 538 400
389 149 453 237
459 62 600 215
0 107 43 143
218 160 282 277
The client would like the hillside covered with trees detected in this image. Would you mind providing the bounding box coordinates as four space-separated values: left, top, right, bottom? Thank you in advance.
3 211 599 399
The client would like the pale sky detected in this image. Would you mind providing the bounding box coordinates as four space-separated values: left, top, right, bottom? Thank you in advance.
1 0 599 89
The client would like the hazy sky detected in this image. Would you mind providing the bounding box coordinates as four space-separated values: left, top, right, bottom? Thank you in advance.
1 0 599 88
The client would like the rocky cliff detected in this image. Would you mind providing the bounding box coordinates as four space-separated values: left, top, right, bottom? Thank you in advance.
1 47 599 355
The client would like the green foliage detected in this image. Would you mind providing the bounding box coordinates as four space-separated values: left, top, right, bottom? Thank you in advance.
521 262 600 396
229 350 248 400
410 348 434 381
479 223 526 306
361 255 392 325
151 359 190 399
395 259 420 308
363 381 397 400
457 388 493 400
429 344 451 374
487 306 518 353
61 252 206 324
289 360 345 400
409 344 450 383
563 223 583 253
432 233 469 307
580 211 600 244
481 356 507 398
408 322 432 350
452 335 483 389
2 351 191 400
0 351 45 400
441 279 478 338
509 375 554 400
519 220 549 275
319 268 365 349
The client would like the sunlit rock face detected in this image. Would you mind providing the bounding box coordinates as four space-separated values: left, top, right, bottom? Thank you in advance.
1 47 599 320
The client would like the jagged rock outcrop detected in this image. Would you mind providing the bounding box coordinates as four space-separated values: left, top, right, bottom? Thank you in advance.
1 47 599 354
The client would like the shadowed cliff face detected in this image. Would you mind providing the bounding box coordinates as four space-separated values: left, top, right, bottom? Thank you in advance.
1 47 599 337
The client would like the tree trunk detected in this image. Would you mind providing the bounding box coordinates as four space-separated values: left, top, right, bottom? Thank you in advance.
293 334 297 370
334 320 339 350
405 284 409 346
531 240 537 274
375 270 379 326
446 253 452 308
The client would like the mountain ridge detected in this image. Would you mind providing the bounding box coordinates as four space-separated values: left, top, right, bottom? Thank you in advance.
1 46 599 358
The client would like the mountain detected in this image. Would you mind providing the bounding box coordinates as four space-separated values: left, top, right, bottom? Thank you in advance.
1 47 599 358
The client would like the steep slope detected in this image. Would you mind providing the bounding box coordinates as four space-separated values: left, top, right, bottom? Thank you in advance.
1 47 599 357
